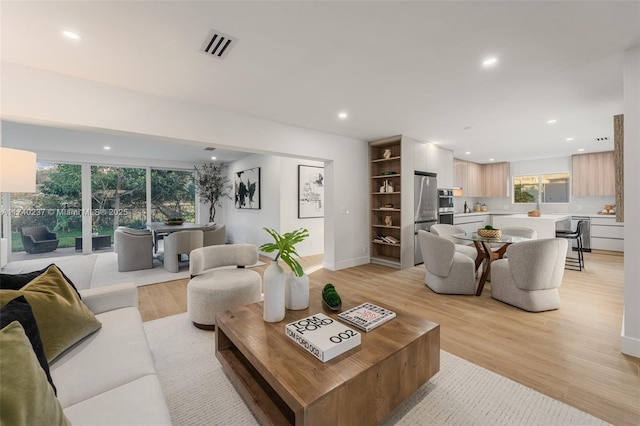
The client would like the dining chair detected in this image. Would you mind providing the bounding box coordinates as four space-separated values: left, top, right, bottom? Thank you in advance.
163 230 204 273
417 230 476 295
429 224 477 261
491 238 568 312
114 227 154 272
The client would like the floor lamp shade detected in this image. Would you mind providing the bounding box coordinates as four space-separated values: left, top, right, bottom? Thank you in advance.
0 147 37 192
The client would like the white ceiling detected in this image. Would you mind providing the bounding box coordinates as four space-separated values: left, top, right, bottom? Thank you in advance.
1 1 639 164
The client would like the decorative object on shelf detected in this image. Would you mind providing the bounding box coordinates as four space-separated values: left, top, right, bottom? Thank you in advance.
298 165 324 219
386 180 394 193
527 210 541 217
164 218 184 225
234 167 261 209
322 283 342 311
380 171 396 176
384 203 394 208
477 225 502 239
384 215 393 226
379 181 387 193
194 162 233 222
260 228 310 317
382 149 392 159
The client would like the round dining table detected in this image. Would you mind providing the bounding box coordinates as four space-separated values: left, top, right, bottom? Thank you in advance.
452 232 531 296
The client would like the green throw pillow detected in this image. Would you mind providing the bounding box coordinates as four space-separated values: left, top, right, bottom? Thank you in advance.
0 321 71 426
0 264 102 362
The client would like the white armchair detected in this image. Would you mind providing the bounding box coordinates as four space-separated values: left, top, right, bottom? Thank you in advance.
203 225 226 247
417 230 476 295
491 238 568 312
162 230 203 273
430 224 478 261
114 227 153 272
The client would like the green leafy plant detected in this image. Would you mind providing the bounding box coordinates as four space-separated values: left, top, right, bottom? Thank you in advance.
259 228 309 277
194 163 233 222
484 225 495 230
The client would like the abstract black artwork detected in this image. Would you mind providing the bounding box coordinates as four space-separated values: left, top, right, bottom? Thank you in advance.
235 167 261 209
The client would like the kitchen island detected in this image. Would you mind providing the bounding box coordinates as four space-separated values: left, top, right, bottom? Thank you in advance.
492 214 571 239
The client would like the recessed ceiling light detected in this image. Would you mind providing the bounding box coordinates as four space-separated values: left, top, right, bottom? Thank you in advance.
431 141 439 145
338 112 348 120
547 119 557 124
465 151 471 155
489 158 495 162
103 146 111 150
482 57 498 67
566 137 574 141
62 30 81 40
578 148 585 152
211 156 217 160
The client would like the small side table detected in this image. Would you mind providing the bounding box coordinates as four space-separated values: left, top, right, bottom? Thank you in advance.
75 235 112 251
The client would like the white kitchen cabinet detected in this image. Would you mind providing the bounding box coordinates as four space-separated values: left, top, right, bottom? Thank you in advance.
591 216 624 251
454 214 490 235
414 142 454 188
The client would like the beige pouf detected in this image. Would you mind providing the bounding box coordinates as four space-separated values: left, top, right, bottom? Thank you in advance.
187 268 262 330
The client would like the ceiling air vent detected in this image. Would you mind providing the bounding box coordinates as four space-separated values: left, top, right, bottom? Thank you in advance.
594 137 610 142
204 147 216 151
201 29 237 59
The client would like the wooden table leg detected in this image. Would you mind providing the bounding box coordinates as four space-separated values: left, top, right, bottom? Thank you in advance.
475 242 510 296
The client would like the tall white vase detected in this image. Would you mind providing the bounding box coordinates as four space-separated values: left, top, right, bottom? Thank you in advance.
263 259 285 322
285 272 309 310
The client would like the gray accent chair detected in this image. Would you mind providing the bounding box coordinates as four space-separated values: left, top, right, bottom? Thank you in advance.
163 230 203 273
20 226 59 254
430 224 478 261
114 227 154 272
203 224 226 246
187 244 262 329
491 238 568 312
417 230 476 295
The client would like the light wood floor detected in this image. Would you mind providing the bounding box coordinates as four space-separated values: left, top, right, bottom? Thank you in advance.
138 251 639 425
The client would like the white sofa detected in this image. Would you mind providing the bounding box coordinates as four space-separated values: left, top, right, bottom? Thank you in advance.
50 282 172 425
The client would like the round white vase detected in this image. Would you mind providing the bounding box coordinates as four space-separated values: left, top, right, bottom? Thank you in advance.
263 260 285 322
285 272 309 310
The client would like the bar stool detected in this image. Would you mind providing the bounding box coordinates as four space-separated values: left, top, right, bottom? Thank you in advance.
556 220 586 271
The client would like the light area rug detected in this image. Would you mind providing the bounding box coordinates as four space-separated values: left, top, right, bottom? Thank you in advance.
144 313 608 426
2 252 264 289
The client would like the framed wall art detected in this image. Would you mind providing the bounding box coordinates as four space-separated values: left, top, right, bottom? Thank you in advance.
298 165 324 218
235 167 261 209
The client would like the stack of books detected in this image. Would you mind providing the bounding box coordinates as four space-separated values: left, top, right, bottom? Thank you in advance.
285 314 361 362
374 235 399 244
338 303 396 332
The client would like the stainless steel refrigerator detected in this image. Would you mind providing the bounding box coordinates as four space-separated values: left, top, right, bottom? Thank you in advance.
414 172 438 265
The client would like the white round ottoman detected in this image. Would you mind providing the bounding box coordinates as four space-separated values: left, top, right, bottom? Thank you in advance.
187 268 262 330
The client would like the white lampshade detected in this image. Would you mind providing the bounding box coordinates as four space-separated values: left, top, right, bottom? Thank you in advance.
0 147 37 193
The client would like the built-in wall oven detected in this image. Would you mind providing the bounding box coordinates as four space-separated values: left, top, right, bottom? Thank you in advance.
438 189 454 225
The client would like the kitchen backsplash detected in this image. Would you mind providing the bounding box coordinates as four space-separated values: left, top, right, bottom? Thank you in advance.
454 196 615 215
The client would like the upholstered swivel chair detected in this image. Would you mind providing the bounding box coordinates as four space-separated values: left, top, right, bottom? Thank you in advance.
187 244 262 329
203 225 226 246
429 224 478 261
114 227 154 272
417 230 476 295
491 238 568 312
163 230 203 273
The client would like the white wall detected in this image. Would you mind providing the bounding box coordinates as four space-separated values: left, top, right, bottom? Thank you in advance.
622 46 640 358
1 63 368 270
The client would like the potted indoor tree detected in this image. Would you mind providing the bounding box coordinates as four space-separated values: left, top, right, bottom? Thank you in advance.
260 228 309 321
194 163 233 223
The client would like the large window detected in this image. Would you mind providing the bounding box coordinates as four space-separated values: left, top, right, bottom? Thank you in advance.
150 169 195 222
9 163 82 252
91 166 146 231
513 173 570 204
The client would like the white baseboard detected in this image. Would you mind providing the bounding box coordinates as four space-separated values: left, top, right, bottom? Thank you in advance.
323 256 369 271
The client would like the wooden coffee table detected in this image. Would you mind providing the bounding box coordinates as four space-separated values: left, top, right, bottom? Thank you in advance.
215 287 440 425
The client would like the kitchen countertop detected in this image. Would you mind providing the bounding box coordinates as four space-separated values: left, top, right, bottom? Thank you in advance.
454 212 618 218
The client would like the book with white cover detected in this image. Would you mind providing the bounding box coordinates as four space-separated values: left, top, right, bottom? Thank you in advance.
338 303 396 332
285 313 361 362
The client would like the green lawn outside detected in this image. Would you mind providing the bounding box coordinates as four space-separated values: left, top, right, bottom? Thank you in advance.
11 226 116 252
